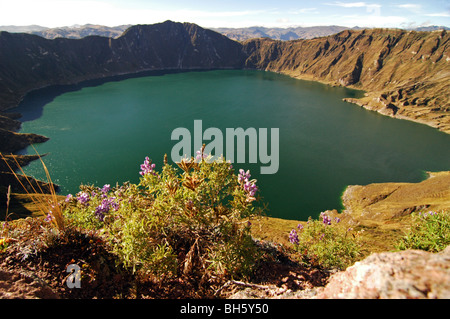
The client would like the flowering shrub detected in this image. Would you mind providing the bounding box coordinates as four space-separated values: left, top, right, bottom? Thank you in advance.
288 212 362 269
62 147 264 279
397 210 449 253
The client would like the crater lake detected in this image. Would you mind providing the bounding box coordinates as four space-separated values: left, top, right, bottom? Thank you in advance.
14 70 450 220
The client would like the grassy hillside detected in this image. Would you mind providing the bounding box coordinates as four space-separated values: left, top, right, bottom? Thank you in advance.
244 29 450 133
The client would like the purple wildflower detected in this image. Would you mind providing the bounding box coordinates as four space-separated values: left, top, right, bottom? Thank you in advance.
140 157 156 176
238 169 251 183
195 149 208 161
109 197 120 211
44 211 54 222
76 192 90 205
244 181 258 197
334 217 341 223
238 169 258 197
94 210 105 222
320 212 332 226
297 223 304 231
94 197 120 221
289 229 299 245
419 211 438 219
65 194 73 203
101 184 111 193
94 199 109 221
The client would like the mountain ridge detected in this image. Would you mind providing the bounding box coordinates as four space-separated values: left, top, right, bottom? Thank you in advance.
0 24 131 39
243 28 450 133
0 20 449 161
1 23 448 41
0 21 246 112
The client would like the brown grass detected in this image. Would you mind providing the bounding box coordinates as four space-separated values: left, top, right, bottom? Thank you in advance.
0 147 64 230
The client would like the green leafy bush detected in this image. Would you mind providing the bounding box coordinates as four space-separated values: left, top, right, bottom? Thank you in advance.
288 212 362 270
62 149 264 280
397 210 449 253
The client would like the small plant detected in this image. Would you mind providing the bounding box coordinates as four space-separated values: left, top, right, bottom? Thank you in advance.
1 149 64 231
63 146 265 280
288 212 362 270
397 210 449 253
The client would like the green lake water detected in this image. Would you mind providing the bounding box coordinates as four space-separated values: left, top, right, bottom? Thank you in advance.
15 70 450 220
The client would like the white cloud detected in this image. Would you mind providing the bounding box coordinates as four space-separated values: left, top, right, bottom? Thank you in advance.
395 4 422 13
396 4 421 9
325 2 381 8
425 12 450 17
339 14 408 27
327 2 367 7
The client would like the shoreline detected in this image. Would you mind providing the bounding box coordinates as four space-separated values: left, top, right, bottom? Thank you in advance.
276 70 450 135
1 68 448 222
2 64 449 135
0 67 238 113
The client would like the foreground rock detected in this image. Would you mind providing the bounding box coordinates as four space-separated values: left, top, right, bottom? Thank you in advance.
229 246 450 299
317 246 450 299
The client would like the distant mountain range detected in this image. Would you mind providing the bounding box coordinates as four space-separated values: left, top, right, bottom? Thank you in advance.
0 23 448 41
0 24 131 39
213 25 450 41
212 26 358 41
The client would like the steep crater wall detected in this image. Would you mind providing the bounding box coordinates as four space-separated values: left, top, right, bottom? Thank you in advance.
0 21 449 195
1 22 449 133
242 29 450 133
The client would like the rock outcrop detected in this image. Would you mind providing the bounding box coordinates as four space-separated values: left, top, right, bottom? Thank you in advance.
317 246 450 299
228 246 450 299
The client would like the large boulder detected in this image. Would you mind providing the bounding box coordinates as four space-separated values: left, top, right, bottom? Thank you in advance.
317 246 450 299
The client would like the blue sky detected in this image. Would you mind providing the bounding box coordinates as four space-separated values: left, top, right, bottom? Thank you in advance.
0 0 449 28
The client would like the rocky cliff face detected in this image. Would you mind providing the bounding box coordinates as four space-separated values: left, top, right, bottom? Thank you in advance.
243 29 450 133
0 21 246 112
0 22 448 133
